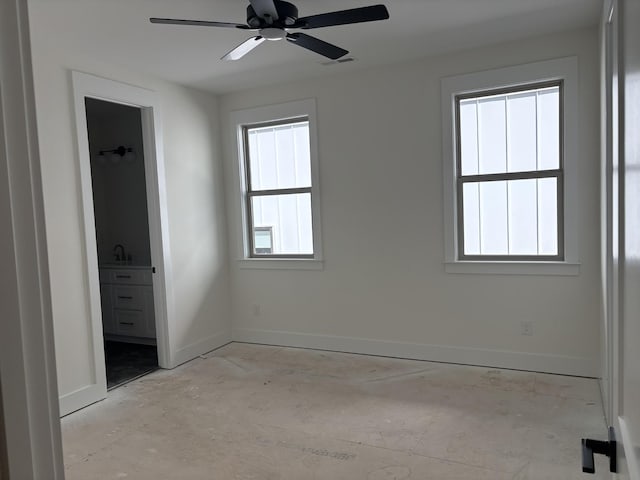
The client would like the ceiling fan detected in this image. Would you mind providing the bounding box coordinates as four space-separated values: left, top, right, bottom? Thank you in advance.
150 0 389 61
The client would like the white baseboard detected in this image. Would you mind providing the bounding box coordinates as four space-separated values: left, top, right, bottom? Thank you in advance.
170 330 232 368
59 384 107 417
59 331 231 416
233 328 598 377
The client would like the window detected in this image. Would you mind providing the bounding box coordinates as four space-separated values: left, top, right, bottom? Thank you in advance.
244 120 313 257
231 99 322 269
441 58 579 275
456 82 562 260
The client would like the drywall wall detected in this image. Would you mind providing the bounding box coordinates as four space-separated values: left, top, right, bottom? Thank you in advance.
86 99 152 266
220 27 602 376
27 7 231 410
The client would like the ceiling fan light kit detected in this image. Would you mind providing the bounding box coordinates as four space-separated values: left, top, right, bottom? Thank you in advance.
260 27 287 41
150 0 389 61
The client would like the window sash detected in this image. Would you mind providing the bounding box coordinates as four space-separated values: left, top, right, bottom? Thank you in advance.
242 119 314 259
246 191 315 259
243 117 310 194
454 81 564 261
456 172 564 261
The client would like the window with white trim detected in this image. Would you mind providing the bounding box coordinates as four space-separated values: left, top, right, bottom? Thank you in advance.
232 99 322 268
441 58 579 275
243 119 314 258
456 82 563 260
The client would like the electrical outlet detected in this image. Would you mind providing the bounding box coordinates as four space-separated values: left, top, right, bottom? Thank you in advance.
251 304 261 316
521 321 534 336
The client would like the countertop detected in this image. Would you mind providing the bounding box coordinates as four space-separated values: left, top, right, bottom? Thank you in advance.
99 264 152 270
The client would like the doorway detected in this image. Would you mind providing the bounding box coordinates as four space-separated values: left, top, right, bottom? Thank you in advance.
65 71 174 415
85 98 159 389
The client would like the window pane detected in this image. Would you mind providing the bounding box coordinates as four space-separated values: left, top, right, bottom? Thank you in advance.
459 85 560 177
537 88 560 170
463 178 559 256
507 92 537 173
249 127 275 189
462 183 480 254
459 100 478 175
508 179 538 254
294 124 312 187
538 177 558 255
479 181 508 254
251 193 313 255
247 121 311 191
478 97 507 175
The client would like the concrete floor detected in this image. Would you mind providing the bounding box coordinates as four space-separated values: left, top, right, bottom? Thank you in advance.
62 343 609 479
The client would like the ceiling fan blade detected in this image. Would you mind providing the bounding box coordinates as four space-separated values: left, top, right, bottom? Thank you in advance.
222 36 265 61
150 18 252 29
249 0 279 22
286 32 348 60
294 5 389 29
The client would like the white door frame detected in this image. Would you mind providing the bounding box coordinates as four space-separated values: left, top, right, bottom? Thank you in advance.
0 0 65 476
67 71 176 415
602 0 640 477
601 0 619 427
616 0 640 475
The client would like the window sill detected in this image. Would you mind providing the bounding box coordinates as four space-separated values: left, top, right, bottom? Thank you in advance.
445 261 580 276
238 258 324 271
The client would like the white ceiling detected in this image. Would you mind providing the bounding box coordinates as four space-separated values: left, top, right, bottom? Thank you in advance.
28 0 601 94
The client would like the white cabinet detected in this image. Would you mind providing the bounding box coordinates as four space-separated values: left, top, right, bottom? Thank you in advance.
99 267 155 340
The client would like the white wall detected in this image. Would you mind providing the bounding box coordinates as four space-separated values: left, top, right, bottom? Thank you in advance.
28 9 231 403
220 27 601 377
86 99 152 266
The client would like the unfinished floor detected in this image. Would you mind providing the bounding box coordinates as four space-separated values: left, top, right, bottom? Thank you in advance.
62 343 608 479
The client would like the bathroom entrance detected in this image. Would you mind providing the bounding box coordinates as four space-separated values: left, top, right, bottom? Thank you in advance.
85 98 159 389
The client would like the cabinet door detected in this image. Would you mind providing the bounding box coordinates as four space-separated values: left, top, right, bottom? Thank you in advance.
99 284 116 334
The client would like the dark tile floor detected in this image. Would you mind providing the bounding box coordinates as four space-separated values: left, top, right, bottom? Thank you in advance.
104 341 158 389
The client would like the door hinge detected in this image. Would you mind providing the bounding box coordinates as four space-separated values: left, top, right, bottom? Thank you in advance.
581 426 617 474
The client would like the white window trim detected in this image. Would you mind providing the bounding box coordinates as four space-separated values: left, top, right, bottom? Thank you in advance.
231 99 323 270
441 57 580 276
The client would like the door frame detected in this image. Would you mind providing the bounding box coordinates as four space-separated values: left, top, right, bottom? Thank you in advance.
601 0 619 427
65 71 175 415
602 0 640 477
0 0 65 475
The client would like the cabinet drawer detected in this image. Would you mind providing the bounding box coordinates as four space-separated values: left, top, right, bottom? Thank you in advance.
106 269 152 286
114 310 146 337
113 286 144 310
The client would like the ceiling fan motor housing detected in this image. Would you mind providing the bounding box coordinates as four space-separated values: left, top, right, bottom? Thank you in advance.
246 0 299 28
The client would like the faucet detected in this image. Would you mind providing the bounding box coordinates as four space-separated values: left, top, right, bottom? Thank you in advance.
113 244 125 263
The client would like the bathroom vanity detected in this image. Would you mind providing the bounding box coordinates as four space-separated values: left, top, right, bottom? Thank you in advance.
99 265 156 343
